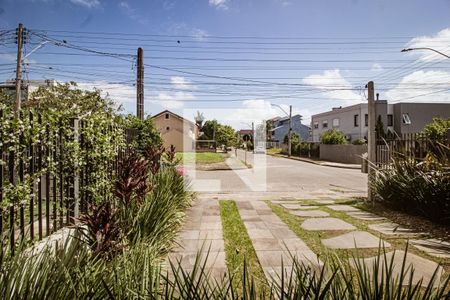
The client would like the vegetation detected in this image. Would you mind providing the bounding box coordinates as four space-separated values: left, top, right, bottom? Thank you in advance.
219 200 267 293
320 129 347 145
375 115 386 138
266 147 282 155
124 115 162 155
352 138 367 145
422 117 450 141
176 152 226 165
372 146 450 225
201 119 237 147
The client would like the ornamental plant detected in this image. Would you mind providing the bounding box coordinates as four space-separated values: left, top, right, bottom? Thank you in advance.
320 129 347 145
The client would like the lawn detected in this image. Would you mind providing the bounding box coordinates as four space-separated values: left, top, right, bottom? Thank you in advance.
176 152 227 165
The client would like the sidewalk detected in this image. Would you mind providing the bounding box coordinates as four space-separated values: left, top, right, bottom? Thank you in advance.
270 153 361 170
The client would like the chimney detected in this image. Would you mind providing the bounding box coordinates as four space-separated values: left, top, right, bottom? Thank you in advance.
376 93 379 100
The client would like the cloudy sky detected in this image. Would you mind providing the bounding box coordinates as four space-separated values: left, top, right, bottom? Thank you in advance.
1 0 450 128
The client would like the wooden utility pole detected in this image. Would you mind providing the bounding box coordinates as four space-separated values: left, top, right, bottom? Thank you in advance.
136 47 144 120
14 23 24 114
367 81 376 202
288 105 292 157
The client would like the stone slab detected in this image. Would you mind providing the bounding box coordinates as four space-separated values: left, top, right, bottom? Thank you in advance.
352 251 443 287
313 199 335 204
247 229 275 239
291 210 330 217
281 204 318 210
301 217 356 231
326 205 361 212
322 231 391 249
411 239 450 258
252 238 283 251
347 211 386 221
368 222 418 236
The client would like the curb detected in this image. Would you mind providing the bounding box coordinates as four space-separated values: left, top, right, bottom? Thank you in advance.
269 153 361 170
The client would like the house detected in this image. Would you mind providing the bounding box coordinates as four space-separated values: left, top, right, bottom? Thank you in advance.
268 114 310 143
0 80 57 103
152 110 198 152
311 100 450 142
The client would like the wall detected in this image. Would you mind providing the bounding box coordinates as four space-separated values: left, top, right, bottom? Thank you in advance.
153 112 196 152
394 103 450 134
319 144 367 164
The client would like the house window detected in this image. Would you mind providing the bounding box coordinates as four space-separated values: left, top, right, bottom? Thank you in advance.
402 113 411 125
354 114 359 127
165 113 169 119
313 121 319 129
322 120 328 128
332 118 339 127
166 126 170 130
387 114 393 126
364 114 368 127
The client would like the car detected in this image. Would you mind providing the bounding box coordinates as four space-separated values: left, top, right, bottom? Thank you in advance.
254 145 266 154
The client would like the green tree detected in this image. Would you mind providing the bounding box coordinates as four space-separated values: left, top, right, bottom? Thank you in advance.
375 115 386 138
423 117 450 141
124 115 162 154
320 129 347 144
200 120 219 140
216 124 237 147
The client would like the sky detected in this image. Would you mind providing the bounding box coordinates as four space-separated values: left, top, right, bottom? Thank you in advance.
1 0 450 128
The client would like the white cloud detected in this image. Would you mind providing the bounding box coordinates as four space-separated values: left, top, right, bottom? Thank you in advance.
371 63 383 72
386 70 450 103
406 28 450 61
118 1 147 24
191 29 209 41
302 69 363 106
156 91 195 109
170 76 193 90
74 81 135 110
209 0 228 10
70 0 100 8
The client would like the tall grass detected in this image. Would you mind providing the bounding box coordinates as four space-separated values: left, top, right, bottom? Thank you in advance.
371 145 450 224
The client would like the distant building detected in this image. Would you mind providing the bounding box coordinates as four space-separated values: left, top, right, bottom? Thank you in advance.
0 80 57 102
311 100 450 142
268 114 310 143
152 110 199 152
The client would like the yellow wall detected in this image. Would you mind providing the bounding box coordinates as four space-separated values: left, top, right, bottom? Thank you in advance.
152 112 197 152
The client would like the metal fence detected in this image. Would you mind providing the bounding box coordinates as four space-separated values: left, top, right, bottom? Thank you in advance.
0 112 133 253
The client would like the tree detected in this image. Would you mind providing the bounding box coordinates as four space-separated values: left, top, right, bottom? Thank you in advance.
124 115 162 155
423 117 450 141
200 120 219 140
375 115 386 138
320 129 347 144
216 124 237 147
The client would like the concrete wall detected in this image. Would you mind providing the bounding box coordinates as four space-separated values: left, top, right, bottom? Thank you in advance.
153 112 197 152
393 103 450 134
319 144 367 164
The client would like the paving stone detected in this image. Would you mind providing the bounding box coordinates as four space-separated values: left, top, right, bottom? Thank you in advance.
241 215 262 222
279 238 311 252
256 209 274 215
171 239 199 252
368 222 419 236
322 231 391 249
245 221 268 229
291 210 330 217
281 204 318 210
236 201 254 209
239 209 258 216
257 250 293 267
270 228 298 239
178 230 200 240
347 211 386 221
264 220 288 229
199 230 222 240
182 221 202 230
198 239 225 252
252 238 283 251
301 218 356 231
326 205 361 212
411 239 450 258
247 229 275 239
201 216 222 223
200 222 222 230
352 251 443 287
313 199 335 204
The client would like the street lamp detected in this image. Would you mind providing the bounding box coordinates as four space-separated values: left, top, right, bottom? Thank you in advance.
401 47 450 59
271 104 292 157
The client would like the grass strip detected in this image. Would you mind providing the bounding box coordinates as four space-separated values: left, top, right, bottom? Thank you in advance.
219 200 268 293
176 152 226 165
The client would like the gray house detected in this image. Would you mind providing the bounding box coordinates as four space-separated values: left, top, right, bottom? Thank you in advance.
269 114 310 143
311 101 450 142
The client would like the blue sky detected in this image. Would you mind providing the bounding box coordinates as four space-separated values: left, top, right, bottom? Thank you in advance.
1 0 450 128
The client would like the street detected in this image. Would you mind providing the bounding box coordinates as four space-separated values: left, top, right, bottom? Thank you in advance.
191 149 367 199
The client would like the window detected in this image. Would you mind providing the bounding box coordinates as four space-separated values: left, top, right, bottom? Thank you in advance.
166 126 170 130
313 121 319 129
387 114 393 126
322 120 328 128
402 113 411 125
364 114 368 127
165 113 169 119
332 118 339 127
354 114 359 127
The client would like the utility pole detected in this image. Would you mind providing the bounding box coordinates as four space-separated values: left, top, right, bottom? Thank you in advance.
136 47 144 120
288 105 292 157
251 122 255 154
367 81 376 202
14 23 24 114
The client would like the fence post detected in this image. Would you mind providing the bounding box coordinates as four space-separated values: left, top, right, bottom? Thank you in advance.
70 118 80 222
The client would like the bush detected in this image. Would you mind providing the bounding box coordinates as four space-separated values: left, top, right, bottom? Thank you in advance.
422 117 450 141
320 129 347 144
352 138 367 145
372 145 450 224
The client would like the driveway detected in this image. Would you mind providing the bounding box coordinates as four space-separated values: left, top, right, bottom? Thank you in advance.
190 149 367 199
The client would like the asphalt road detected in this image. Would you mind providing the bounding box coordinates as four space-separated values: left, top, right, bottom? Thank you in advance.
191 150 368 198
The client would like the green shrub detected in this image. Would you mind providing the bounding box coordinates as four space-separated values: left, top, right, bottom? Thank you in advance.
422 117 450 141
320 129 347 144
372 146 450 224
352 138 367 145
